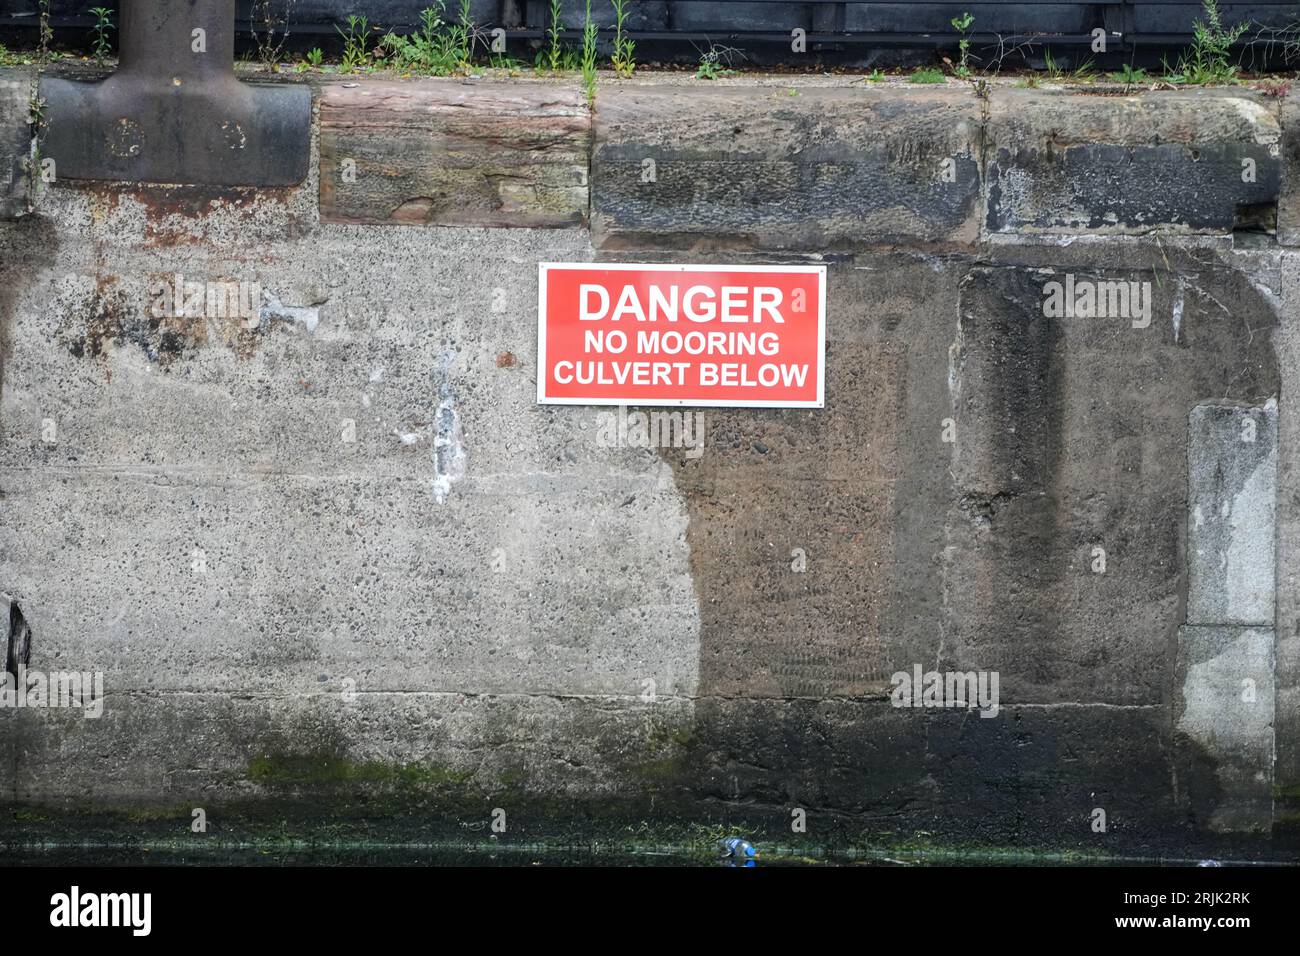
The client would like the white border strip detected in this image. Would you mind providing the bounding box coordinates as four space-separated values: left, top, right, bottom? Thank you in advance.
536 262 827 409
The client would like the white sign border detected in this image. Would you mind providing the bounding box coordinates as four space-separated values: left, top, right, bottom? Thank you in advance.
536 262 827 409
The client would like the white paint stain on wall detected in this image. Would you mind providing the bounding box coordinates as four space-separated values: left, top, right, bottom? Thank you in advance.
433 348 466 505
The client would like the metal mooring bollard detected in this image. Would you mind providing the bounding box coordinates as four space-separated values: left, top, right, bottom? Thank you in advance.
39 0 310 187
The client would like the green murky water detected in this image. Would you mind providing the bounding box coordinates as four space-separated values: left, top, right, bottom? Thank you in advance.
7 845 801 866
9 844 1255 866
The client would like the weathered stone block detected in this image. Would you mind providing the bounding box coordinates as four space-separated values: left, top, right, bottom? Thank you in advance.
1278 87 1300 245
689 698 1184 843
319 79 589 227
948 256 1280 706
9 690 696 811
986 89 1281 235
0 69 31 220
592 86 983 249
1175 625 1275 832
923 702 1180 842
1187 401 1277 627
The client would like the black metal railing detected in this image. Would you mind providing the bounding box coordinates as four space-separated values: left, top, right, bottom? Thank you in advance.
4 1 1300 68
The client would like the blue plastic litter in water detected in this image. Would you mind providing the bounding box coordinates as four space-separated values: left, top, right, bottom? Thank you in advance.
720 837 758 863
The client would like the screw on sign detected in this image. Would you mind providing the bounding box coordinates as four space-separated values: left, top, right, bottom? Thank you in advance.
537 263 826 409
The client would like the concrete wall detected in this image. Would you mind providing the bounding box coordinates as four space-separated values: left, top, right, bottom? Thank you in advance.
1 67 1298 855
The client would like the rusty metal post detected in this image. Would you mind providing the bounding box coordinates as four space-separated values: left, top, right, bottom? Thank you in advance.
39 0 310 187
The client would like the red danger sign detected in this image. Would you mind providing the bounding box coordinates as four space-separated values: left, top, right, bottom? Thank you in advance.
537 263 826 408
